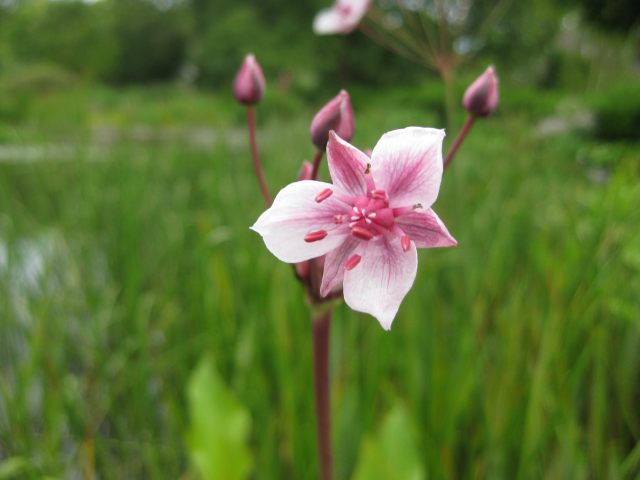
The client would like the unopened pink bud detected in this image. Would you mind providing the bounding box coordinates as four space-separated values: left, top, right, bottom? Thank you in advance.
295 261 310 280
310 90 354 150
463 66 499 117
297 161 313 181
233 54 266 106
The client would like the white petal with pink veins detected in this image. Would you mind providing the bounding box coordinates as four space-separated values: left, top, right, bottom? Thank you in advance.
394 208 457 248
251 180 348 263
326 131 369 197
320 236 359 297
370 127 445 209
343 235 418 330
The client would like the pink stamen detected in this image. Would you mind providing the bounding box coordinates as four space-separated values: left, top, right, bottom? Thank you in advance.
305 230 328 242
392 206 414 216
315 188 333 203
401 235 411 252
364 173 375 192
351 226 374 240
371 189 387 200
344 254 361 270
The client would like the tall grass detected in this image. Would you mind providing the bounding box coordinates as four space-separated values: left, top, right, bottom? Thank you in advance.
0 85 638 479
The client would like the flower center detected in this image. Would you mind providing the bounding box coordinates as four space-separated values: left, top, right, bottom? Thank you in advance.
306 187 415 257
347 192 394 240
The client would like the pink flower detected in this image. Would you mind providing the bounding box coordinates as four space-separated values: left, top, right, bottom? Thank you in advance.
313 0 371 35
252 127 457 329
463 66 499 117
233 54 266 106
310 90 355 150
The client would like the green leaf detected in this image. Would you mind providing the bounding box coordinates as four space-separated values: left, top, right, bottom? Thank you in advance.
0 457 29 479
186 357 252 480
352 404 425 480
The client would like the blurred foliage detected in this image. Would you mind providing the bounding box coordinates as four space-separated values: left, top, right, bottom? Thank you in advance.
0 0 188 84
590 81 640 140
4 0 635 94
186 357 252 480
466 0 562 68
107 0 191 83
190 0 422 95
0 0 639 478
571 0 640 32
352 404 425 480
0 63 76 121
0 82 638 478
0 0 422 93
5 0 116 79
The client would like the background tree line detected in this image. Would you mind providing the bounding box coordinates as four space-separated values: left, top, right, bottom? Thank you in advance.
0 0 637 94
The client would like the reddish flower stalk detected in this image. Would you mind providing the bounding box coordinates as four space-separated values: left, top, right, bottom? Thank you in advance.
246 107 272 205
312 309 333 480
311 150 325 180
444 114 475 170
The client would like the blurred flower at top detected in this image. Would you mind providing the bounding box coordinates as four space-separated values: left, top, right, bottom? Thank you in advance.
313 0 371 35
463 66 499 117
233 54 266 106
310 90 355 150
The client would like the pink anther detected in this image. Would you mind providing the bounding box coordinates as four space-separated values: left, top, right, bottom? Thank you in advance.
315 188 333 203
401 235 411 252
344 254 362 270
351 226 374 240
304 230 328 242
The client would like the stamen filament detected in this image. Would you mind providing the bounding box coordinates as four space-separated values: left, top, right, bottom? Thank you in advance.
371 189 387 200
392 206 415 216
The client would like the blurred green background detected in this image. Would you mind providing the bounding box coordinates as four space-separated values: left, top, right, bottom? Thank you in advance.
0 0 639 478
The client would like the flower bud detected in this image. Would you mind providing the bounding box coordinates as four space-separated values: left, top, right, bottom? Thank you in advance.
310 90 354 150
233 54 266 106
294 160 317 282
297 161 313 181
463 66 499 117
